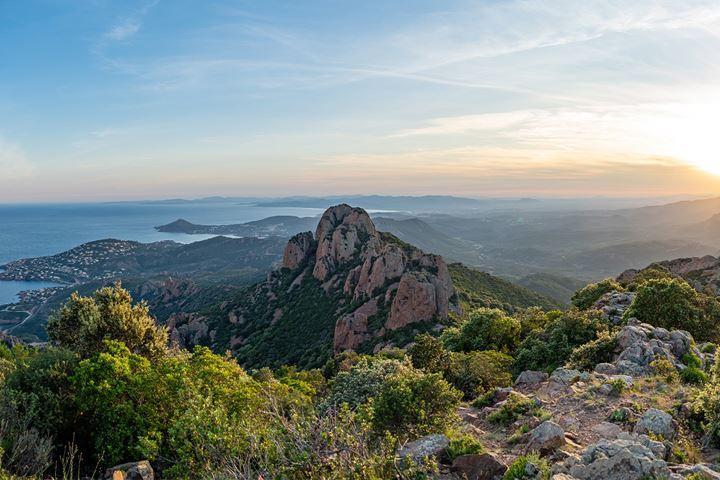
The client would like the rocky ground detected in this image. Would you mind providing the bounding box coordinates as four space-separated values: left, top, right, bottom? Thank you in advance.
402 318 720 480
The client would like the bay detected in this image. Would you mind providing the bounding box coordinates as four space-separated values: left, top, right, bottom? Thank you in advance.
0 201 324 303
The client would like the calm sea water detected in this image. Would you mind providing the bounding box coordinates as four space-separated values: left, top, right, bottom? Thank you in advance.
0 202 324 304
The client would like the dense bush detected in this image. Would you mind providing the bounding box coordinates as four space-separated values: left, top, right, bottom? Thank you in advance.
442 308 521 353
2 347 78 444
571 278 622 310
567 330 618 371
623 278 720 341
445 350 513 399
691 381 720 445
325 356 410 409
513 309 609 374
370 369 461 438
47 283 168 359
515 307 553 338
408 333 449 373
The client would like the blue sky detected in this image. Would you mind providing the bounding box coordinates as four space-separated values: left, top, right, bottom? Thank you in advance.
2 0 720 201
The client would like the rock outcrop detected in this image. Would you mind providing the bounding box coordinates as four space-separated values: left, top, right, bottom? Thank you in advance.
282 231 314 270
566 437 670 480
601 319 705 376
272 204 459 353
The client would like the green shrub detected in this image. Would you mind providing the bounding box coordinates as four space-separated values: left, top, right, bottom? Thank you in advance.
444 308 521 354
623 278 720 342
409 333 449 373
681 367 707 385
47 283 168 359
606 378 627 397
682 353 702 369
567 330 618 371
445 350 513 400
487 392 543 426
571 279 622 310
702 343 717 354
515 307 553 338
651 358 680 384
691 382 720 445
325 356 410 409
370 370 461 438
513 309 609 374
1 347 78 443
446 434 484 461
503 453 551 480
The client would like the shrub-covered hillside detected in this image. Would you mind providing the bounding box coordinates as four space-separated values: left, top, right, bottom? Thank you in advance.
5 255 720 478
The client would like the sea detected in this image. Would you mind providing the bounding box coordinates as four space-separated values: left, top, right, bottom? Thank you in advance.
0 201 325 305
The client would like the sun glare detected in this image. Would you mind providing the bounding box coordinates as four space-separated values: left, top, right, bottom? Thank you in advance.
667 98 720 176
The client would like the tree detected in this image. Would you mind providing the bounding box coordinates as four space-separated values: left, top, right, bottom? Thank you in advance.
446 308 521 354
408 333 449 373
623 278 720 341
47 283 168 359
513 309 609 374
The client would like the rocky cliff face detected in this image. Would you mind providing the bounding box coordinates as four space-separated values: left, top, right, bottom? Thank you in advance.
218 204 461 363
297 204 459 352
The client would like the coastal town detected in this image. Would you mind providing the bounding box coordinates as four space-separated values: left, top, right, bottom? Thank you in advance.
0 239 157 283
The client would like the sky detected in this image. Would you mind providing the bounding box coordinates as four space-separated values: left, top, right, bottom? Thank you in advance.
1 0 720 202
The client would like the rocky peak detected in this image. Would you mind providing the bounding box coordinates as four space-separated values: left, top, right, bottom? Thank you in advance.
312 204 378 281
275 204 460 353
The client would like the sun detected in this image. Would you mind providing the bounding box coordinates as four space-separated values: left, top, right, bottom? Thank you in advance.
662 98 720 176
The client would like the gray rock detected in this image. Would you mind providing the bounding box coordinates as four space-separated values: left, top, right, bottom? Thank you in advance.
104 461 154 480
451 453 507 480
515 370 549 387
591 422 622 439
594 363 618 375
526 421 566 454
551 368 583 385
633 408 676 441
607 322 706 376
670 464 720 479
568 438 670 480
617 432 666 459
398 434 450 461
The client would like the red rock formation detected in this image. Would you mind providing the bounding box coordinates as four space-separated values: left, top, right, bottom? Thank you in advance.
282 231 314 270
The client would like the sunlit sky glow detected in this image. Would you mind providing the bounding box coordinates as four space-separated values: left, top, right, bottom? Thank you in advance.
2 0 720 201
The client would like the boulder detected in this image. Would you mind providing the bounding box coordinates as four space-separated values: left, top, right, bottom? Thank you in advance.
104 461 154 480
451 453 507 480
670 464 720 479
550 368 584 386
398 434 450 462
591 422 622 439
568 438 669 480
526 421 566 454
515 371 549 387
633 408 676 441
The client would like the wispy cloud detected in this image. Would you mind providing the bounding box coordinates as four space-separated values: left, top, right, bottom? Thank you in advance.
98 0 159 46
104 19 141 42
